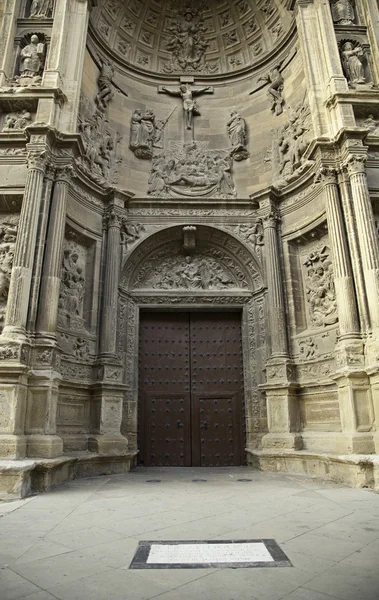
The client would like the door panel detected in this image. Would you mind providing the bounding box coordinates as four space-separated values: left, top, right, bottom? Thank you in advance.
139 311 245 466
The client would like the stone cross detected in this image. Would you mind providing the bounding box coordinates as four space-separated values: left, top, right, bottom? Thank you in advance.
158 78 214 140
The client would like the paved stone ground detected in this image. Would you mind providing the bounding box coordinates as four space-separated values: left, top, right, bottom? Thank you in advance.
1 467 379 600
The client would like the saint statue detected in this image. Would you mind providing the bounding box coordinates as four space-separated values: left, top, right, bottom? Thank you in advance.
29 0 53 18
330 0 355 25
341 42 365 85
227 111 247 151
19 35 45 78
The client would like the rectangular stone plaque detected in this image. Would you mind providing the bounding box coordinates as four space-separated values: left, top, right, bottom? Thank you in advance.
129 539 292 569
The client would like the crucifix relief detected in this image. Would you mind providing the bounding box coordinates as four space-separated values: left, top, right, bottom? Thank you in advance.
159 79 214 140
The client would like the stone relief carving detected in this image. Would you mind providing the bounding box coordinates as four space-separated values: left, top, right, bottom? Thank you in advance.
17 35 46 84
120 220 145 249
340 41 366 86
58 243 86 330
136 253 239 290
361 114 379 135
77 63 121 186
234 223 264 257
272 102 313 189
2 110 33 131
148 143 236 199
299 337 318 360
129 107 176 159
331 0 355 25
73 338 90 360
29 0 54 18
0 216 19 331
303 247 338 328
227 111 249 162
159 83 213 132
164 2 214 73
258 65 284 116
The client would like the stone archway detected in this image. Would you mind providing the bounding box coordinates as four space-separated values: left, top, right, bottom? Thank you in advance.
118 225 268 459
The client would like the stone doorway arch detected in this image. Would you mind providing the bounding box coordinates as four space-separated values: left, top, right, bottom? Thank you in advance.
118 225 268 459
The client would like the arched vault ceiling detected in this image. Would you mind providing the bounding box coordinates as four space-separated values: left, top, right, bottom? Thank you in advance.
90 0 293 77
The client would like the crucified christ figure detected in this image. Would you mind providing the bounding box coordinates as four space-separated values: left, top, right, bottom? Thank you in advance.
160 83 212 130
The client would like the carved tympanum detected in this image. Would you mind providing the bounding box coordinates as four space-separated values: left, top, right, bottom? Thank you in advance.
0 216 19 330
148 143 236 199
134 253 243 290
303 247 338 328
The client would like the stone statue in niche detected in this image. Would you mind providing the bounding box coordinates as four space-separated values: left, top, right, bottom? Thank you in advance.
136 253 238 291
362 114 379 135
2 110 32 131
303 248 338 328
227 111 249 162
59 249 85 320
148 143 236 199
330 0 355 25
340 41 366 86
164 3 211 73
29 0 53 18
0 217 18 330
273 103 313 188
18 35 45 81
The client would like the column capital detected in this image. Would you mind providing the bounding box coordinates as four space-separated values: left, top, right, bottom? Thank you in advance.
27 149 48 171
262 209 280 230
317 166 338 186
55 164 74 183
346 154 367 177
103 207 122 231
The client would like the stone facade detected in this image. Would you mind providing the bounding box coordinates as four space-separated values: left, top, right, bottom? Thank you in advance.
1 0 379 495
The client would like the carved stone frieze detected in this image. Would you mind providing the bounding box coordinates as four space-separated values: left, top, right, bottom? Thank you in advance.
131 294 251 305
0 215 19 331
148 143 236 199
295 360 334 383
302 246 338 329
60 360 93 381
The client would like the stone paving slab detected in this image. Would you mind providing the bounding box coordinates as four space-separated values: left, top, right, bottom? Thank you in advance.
0 467 378 600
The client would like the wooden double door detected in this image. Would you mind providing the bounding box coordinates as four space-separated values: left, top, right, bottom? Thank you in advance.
138 312 245 467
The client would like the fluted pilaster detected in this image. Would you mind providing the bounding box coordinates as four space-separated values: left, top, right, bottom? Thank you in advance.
320 167 359 337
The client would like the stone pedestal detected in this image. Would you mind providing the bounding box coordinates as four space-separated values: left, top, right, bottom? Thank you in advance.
88 385 128 455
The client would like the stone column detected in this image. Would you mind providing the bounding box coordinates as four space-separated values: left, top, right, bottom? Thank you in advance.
347 155 379 333
99 208 121 359
261 203 301 451
37 165 72 335
319 167 360 339
337 166 370 333
2 150 47 340
89 205 128 455
0 0 19 87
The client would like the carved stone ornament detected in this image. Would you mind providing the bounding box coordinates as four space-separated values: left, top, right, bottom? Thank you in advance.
272 102 313 189
133 249 247 291
2 110 33 131
299 337 318 360
129 107 176 159
120 220 145 248
303 246 338 328
29 0 54 18
361 115 379 136
163 1 215 74
0 216 19 331
17 34 46 84
330 0 355 25
148 142 236 199
227 111 249 162
58 244 86 330
340 41 366 86
258 66 284 116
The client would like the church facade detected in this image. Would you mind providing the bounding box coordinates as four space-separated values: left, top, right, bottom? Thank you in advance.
1 0 379 496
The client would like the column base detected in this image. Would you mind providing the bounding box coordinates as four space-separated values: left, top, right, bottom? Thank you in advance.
88 433 128 455
261 432 303 450
0 435 27 458
26 434 63 458
339 433 375 454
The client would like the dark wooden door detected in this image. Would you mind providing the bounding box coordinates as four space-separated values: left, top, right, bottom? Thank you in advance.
139 312 244 466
